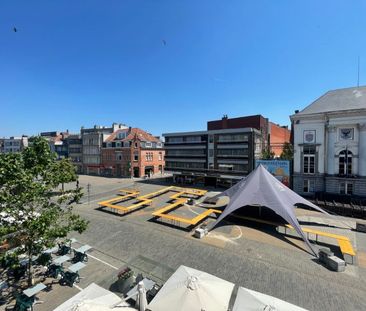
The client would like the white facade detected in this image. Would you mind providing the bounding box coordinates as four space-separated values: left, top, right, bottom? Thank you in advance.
1 136 28 153
291 86 366 197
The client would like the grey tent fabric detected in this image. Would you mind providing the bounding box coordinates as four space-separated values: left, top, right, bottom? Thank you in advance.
211 176 247 200
209 165 329 256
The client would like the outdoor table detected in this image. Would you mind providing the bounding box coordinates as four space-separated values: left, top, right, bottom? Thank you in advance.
23 283 46 298
68 262 86 273
125 278 156 301
74 245 92 254
53 255 70 265
19 256 37 266
43 246 58 254
0 281 8 291
69 238 77 244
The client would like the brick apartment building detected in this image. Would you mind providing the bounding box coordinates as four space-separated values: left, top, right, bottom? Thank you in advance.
101 127 165 178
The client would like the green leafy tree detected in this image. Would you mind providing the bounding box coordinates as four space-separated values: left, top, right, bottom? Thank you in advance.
50 158 78 192
0 137 88 286
261 148 275 160
280 142 294 161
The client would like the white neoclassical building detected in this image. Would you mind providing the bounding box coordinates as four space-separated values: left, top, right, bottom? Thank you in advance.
290 86 366 197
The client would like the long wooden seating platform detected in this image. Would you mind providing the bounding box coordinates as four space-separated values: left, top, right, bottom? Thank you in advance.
150 187 219 226
98 186 207 216
98 189 152 213
153 206 222 225
233 215 356 261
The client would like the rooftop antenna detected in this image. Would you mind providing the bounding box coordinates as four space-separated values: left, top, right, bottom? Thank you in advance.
357 56 360 88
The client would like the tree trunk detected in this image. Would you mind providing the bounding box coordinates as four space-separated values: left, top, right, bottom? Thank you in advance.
27 243 34 286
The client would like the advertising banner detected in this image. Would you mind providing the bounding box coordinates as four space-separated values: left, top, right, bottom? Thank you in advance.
255 160 290 187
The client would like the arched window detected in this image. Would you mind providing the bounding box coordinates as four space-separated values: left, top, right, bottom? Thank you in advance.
339 150 352 175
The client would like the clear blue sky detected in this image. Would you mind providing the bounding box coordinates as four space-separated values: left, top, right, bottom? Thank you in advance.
1 0 365 137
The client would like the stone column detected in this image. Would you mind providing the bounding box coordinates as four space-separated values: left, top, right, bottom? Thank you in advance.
326 125 337 175
358 123 366 177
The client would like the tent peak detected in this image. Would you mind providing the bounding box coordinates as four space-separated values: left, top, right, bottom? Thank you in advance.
186 276 199 290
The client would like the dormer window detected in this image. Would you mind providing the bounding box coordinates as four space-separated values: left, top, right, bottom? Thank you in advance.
145 142 152 148
117 132 126 139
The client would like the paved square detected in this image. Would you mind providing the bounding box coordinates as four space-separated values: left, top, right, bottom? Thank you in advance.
2 175 366 311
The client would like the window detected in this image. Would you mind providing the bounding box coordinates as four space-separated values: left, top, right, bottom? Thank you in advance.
116 153 122 161
134 152 139 161
167 137 183 143
217 149 247 156
209 135 214 143
303 179 315 193
117 132 126 139
209 149 214 157
145 142 152 148
134 142 138 148
340 182 353 195
339 150 352 175
158 152 162 161
145 152 153 161
107 142 112 148
303 146 315 174
116 142 121 148
217 134 248 142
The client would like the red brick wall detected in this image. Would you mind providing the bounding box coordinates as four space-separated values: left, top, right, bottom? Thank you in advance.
101 148 131 176
269 123 291 157
140 149 165 176
101 147 165 177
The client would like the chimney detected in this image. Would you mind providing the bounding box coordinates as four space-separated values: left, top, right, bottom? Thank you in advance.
222 114 228 129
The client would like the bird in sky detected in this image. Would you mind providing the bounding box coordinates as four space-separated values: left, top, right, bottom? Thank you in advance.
13 27 17 32
162 40 166 46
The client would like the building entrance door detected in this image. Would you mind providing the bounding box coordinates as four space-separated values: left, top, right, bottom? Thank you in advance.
116 164 122 177
133 167 140 178
144 166 154 177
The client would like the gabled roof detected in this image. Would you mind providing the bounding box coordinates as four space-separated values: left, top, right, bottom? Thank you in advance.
295 86 366 116
106 128 161 143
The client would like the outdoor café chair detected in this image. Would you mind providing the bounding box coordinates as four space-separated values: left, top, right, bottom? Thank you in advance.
36 253 52 266
59 271 80 287
14 283 46 311
71 251 88 263
14 293 34 311
56 244 71 256
47 264 64 279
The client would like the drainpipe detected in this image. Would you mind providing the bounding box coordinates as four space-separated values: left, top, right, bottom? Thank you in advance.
324 114 328 193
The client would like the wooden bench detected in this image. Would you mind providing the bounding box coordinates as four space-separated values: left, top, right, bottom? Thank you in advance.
152 199 187 217
284 225 356 264
338 239 356 264
231 215 356 264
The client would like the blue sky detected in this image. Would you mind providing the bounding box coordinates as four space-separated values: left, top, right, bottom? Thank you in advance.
1 0 365 137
